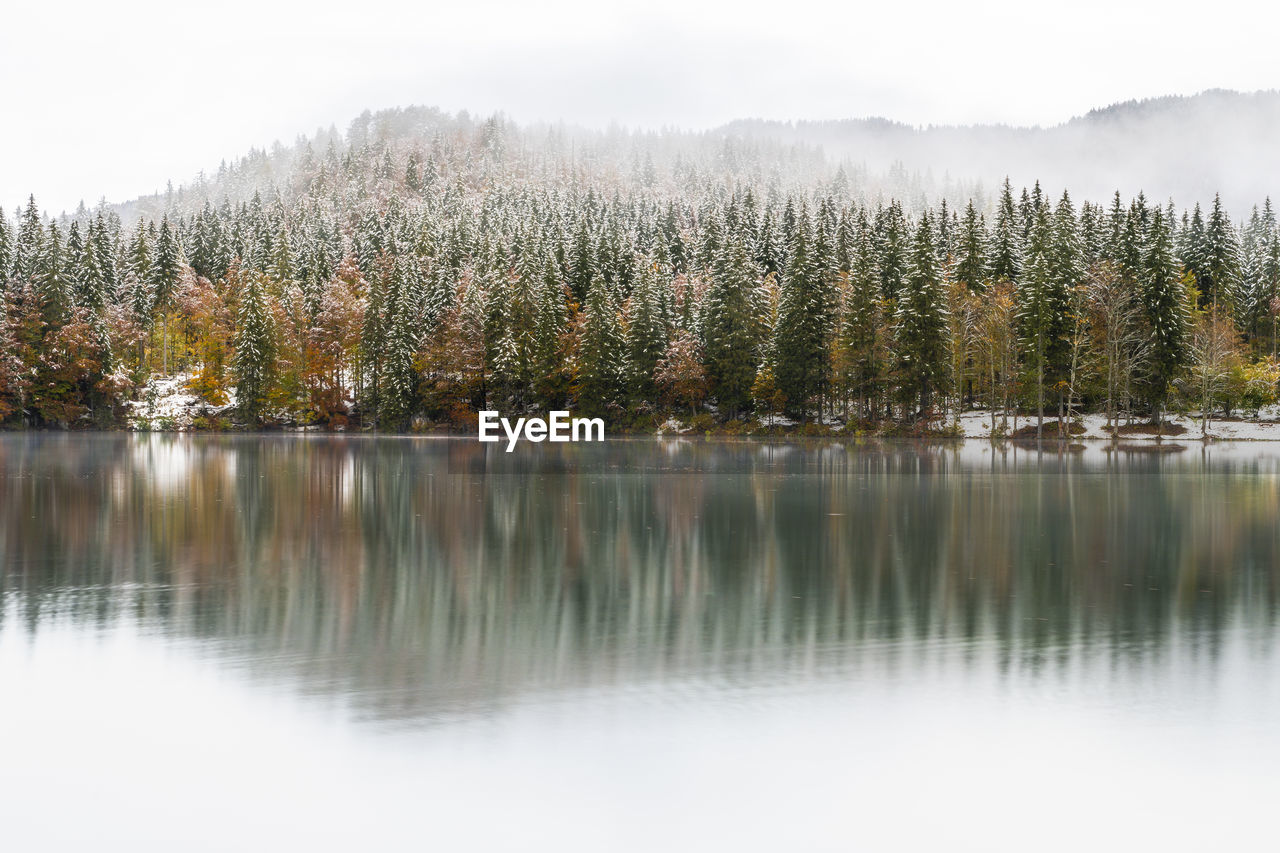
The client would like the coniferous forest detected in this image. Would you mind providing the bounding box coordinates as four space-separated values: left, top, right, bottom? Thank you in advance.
2 106 1279 436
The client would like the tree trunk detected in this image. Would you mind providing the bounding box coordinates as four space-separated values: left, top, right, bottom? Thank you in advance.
1036 357 1044 440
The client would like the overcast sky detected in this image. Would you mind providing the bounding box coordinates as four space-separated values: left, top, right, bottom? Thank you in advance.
3 0 1277 214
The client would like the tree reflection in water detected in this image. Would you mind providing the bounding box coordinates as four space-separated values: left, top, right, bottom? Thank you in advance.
2 434 1277 724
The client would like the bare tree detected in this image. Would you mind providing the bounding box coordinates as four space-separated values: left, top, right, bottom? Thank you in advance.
946 278 980 428
1187 307 1242 437
977 281 1017 437
1086 261 1146 433
1062 281 1094 436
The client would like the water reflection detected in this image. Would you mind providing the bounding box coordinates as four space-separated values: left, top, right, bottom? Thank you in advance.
2 435 1279 724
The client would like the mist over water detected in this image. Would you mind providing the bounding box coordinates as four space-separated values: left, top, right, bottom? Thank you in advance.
2 435 1279 850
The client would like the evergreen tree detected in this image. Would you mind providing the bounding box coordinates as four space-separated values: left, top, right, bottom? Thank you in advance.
894 215 949 417
0 213 13 283
1017 206 1071 438
1202 193 1244 315
704 236 760 418
531 259 570 406
232 272 276 423
35 221 74 326
988 179 1021 283
15 196 44 282
838 216 886 419
126 222 155 321
772 209 826 418
625 257 672 401
378 254 422 428
575 274 628 416
875 201 909 301
954 201 988 290
1139 208 1190 424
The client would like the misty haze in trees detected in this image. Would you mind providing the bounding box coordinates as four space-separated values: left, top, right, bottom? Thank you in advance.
2 97 1279 433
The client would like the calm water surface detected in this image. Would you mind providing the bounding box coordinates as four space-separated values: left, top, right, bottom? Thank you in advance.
2 435 1279 851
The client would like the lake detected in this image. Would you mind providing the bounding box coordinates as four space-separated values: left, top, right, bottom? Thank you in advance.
2 435 1278 851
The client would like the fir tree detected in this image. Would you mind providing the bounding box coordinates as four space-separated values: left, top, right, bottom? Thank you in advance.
875 201 909 301
1202 193 1244 315
988 179 1021 283
894 215 949 417
1139 208 1190 425
704 236 761 418
772 209 826 418
1017 206 1071 438
232 272 276 423
0 213 13 283
838 215 886 419
15 196 44 282
574 274 628 417
626 257 672 401
378 254 422 429
954 201 988 291
35 221 73 327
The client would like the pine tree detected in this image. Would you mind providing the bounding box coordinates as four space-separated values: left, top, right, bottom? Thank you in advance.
1017 205 1071 438
875 201 909 301
1202 193 1244 315
150 215 183 373
232 272 276 423
838 215 886 419
894 215 949 418
704 236 760 418
35 221 74 327
152 215 183 308
378 254 421 429
72 222 108 313
574 274 628 417
772 209 826 418
1139 208 1190 425
988 179 1022 283
126 222 155 321
0 213 13 283
626 257 672 401
954 201 988 291
0 283 28 422
531 257 570 407
358 257 389 417
567 217 597 303
405 151 424 193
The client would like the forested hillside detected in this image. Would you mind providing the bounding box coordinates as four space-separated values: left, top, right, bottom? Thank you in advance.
1 102 1278 435
724 90 1280 214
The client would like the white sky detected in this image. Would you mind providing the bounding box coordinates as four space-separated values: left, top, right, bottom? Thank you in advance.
3 0 1277 214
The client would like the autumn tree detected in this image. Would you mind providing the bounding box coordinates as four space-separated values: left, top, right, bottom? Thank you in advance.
655 329 707 415
1188 307 1242 436
307 256 366 419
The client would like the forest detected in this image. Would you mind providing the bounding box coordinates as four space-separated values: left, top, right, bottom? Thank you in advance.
1 106 1278 436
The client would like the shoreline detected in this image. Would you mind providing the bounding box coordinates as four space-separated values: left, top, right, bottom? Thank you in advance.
8 425 1280 442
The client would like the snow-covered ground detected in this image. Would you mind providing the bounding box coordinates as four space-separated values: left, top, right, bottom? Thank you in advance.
656 417 689 435
120 379 1280 441
954 409 1280 441
125 373 234 431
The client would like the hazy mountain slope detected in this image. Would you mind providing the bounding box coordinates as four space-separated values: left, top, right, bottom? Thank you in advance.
110 90 1278 226
721 90 1280 212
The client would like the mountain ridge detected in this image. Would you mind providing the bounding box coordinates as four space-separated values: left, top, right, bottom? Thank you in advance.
95 88 1280 226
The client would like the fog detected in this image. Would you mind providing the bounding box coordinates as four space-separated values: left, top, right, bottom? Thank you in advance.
3 0 1279 214
725 90 1280 214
